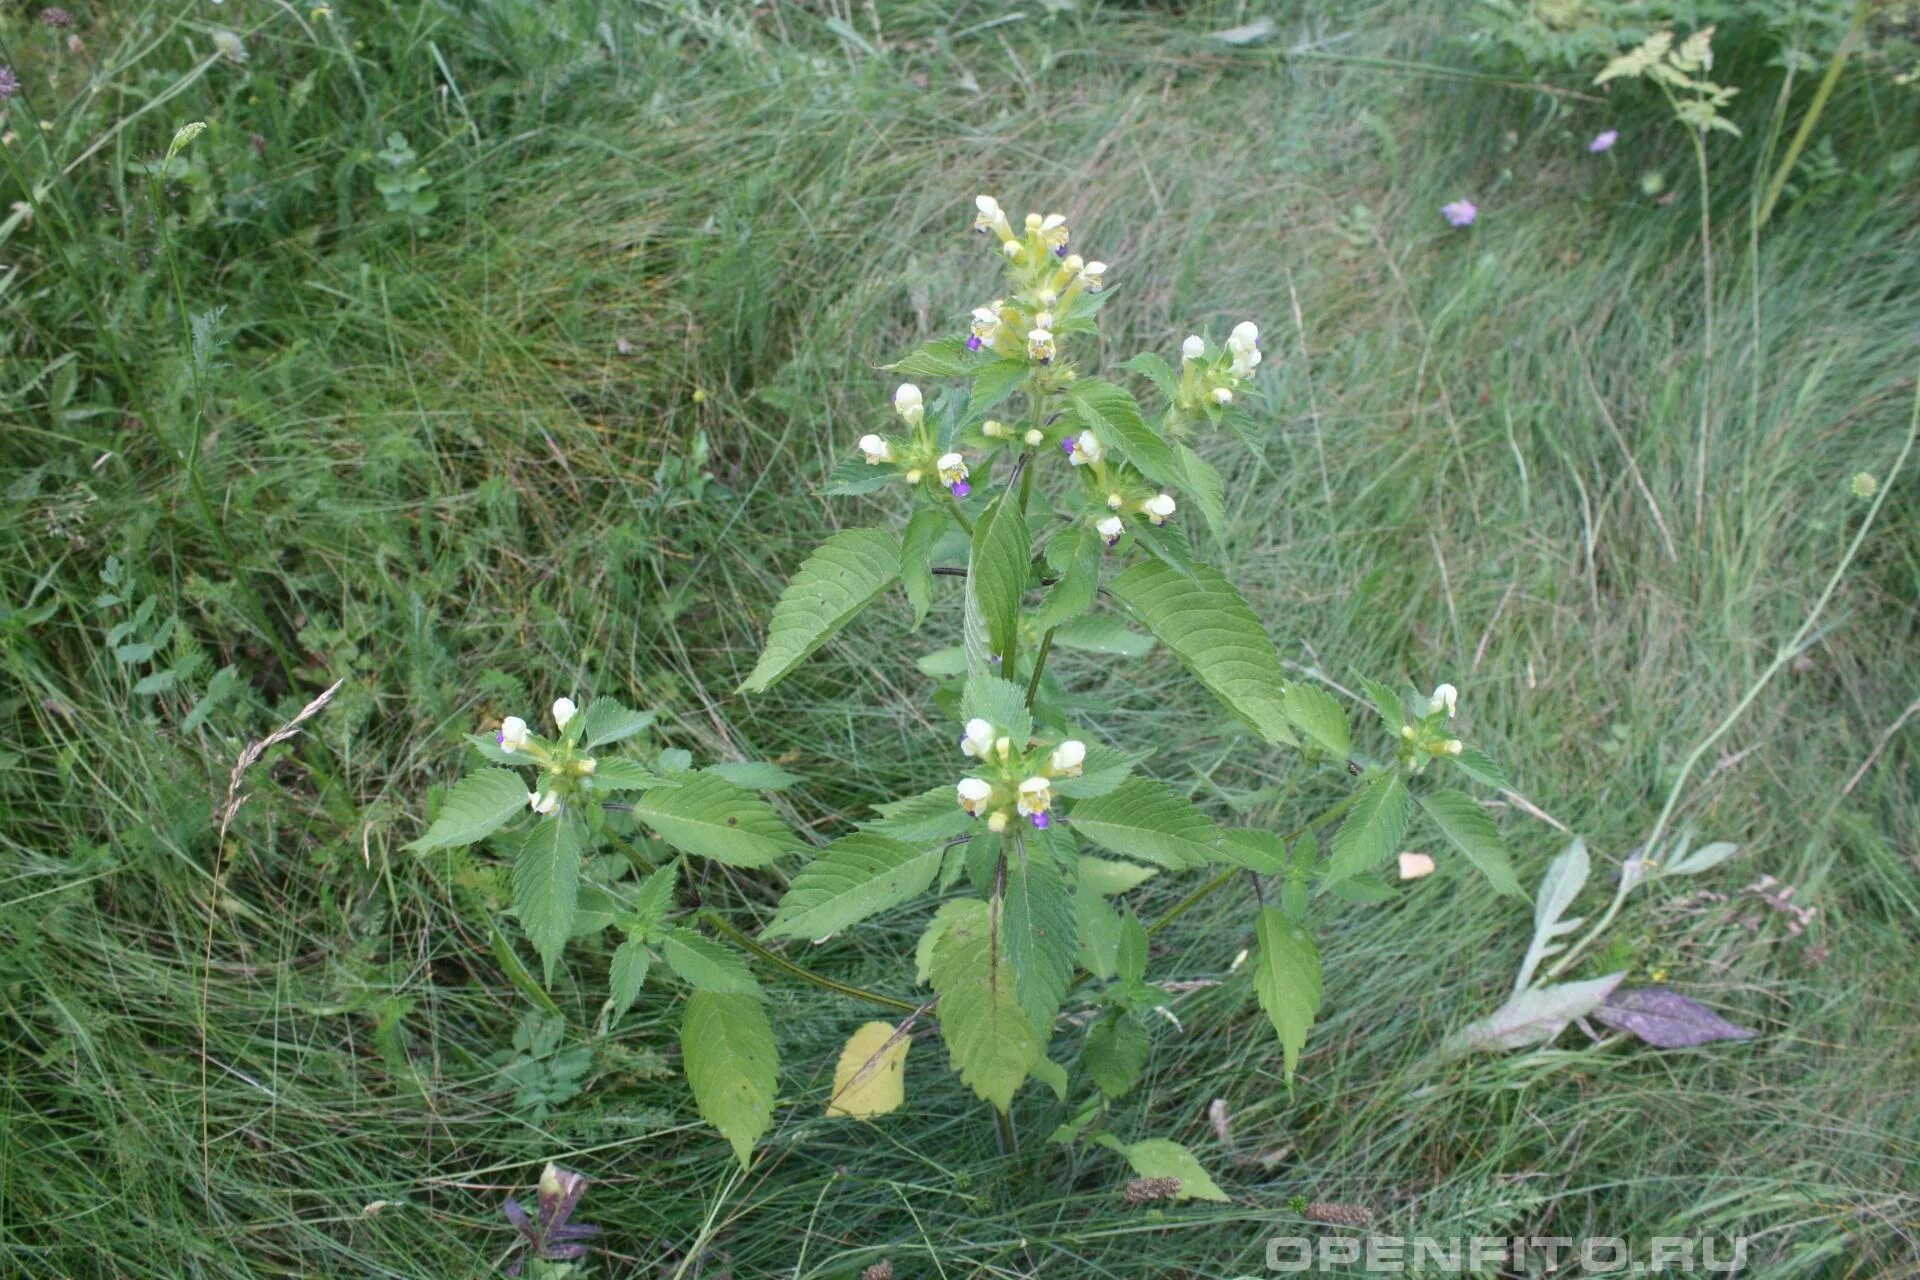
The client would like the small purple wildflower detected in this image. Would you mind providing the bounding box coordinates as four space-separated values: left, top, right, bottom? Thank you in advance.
0 66 18 99
1589 130 1619 154
1031 812 1050 829
966 335 982 351
1441 200 1477 228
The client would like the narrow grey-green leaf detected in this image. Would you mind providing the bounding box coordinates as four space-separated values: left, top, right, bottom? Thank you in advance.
1420 788 1526 899
513 815 584 982
681 989 778 1167
963 493 1030 677
1324 772 1411 887
409 768 529 851
762 833 945 941
1253 906 1322 1082
628 775 797 867
1108 560 1295 746
740 528 901 693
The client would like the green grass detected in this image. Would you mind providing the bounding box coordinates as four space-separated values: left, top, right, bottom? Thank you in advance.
3 1 1917 1275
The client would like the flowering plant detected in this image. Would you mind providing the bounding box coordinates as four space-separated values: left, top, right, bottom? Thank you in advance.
409 197 1523 1185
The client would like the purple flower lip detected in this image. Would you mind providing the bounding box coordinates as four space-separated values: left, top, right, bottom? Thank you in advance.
1039 357 1051 366
1061 437 1076 456
1054 245 1068 259
949 480 971 498
1031 812 1050 829
496 730 506 744
1104 535 1120 548
966 335 982 351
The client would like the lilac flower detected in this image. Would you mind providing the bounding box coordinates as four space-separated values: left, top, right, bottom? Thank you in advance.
1589 130 1619 154
1442 200 1477 228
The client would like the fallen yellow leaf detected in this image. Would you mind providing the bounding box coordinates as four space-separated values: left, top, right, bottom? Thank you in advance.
825 1020 909 1119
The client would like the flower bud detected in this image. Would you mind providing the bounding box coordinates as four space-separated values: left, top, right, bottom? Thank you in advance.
1142 493 1176 525
1181 335 1205 362
497 716 531 752
1002 240 1023 262
1442 738 1465 756
1024 428 1043 446
1209 387 1233 406
1061 253 1084 273
957 777 993 817
1049 739 1086 776
903 468 922 484
551 698 578 730
1397 852 1436 881
894 383 924 427
858 434 892 464
1428 683 1458 718
576 757 597 775
1107 492 1125 510
1096 515 1125 547
936 452 971 498
993 735 1012 761
1024 212 1043 234
960 718 996 758
981 419 1010 439
987 811 1009 833
528 789 561 815
1227 321 1261 378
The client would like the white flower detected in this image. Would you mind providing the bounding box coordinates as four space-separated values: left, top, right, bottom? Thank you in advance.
936 452 970 491
1106 492 1125 510
1049 739 1086 776
1068 429 1103 466
858 434 892 464
1027 328 1056 364
1209 387 1233 406
1079 260 1107 293
1096 515 1125 546
1227 321 1261 378
551 697 578 730
212 29 248 63
970 306 1001 348
1039 213 1069 252
528 789 561 816
1143 493 1176 525
1016 776 1053 816
894 383 924 426
973 194 1009 237
577 757 597 775
497 716 531 752
1428 683 1458 718
960 718 996 758
1181 334 1206 362
957 777 994 817
1398 852 1436 881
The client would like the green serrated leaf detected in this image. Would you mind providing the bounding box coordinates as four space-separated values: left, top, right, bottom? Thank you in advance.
409 768 529 851
1131 518 1201 582
901 507 946 629
1069 379 1177 483
1419 789 1525 898
961 674 1034 747
1108 1137 1230 1202
1215 829 1287 874
1052 614 1155 658
1050 743 1141 799
1067 779 1220 869
888 336 990 378
1004 847 1075 1037
914 898 981 986
513 815 584 982
1175 443 1226 536
1082 1010 1149 1098
818 455 901 496
591 758 668 791
1325 772 1411 887
1120 351 1179 402
1253 906 1322 1082
629 775 797 867
1033 525 1100 632
609 939 652 1019
1450 746 1509 791
681 989 778 1168
579 699 657 747
1108 560 1295 746
741 529 901 693
964 493 1031 677
630 861 679 934
1283 683 1351 760
703 761 803 791
864 786 975 843
1076 882 1124 978
967 358 1030 421
929 897 1041 1113
1115 908 1148 986
763 833 945 941
662 928 759 993
1357 675 1407 733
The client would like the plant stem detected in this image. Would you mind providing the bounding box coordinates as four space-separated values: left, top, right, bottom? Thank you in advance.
1690 125 1714 541
1024 628 1055 709
944 491 975 536
1755 0 1870 232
